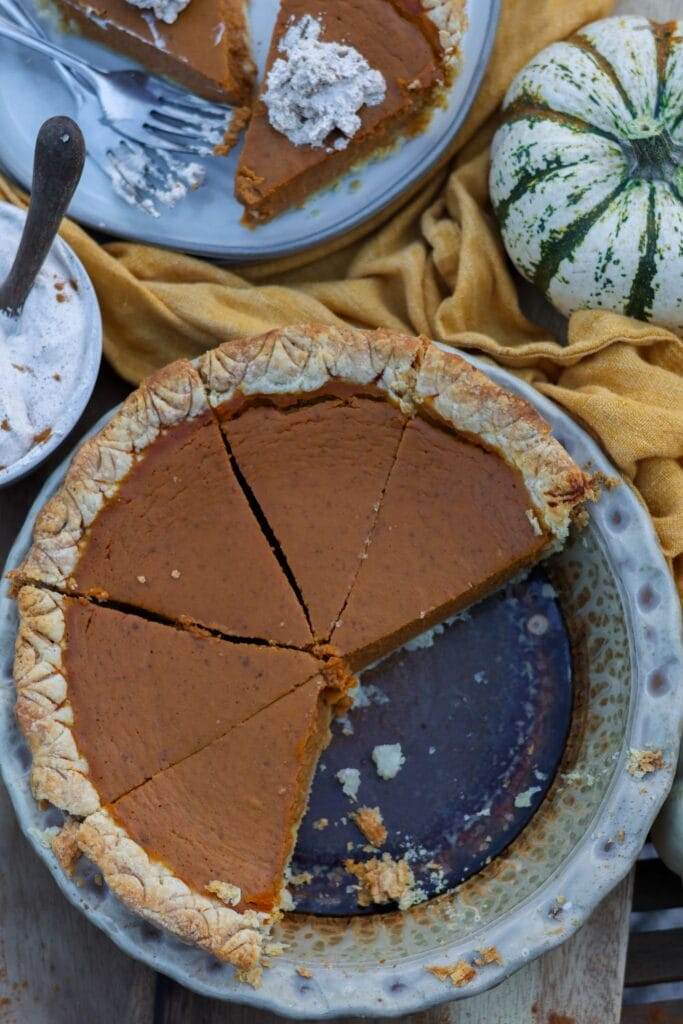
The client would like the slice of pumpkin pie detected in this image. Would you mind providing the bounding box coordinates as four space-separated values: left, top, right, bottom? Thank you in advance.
332 343 590 666
235 0 465 222
78 676 339 977
54 0 255 104
13 361 311 647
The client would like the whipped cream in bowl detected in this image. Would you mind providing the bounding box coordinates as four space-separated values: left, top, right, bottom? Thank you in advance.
0 203 102 487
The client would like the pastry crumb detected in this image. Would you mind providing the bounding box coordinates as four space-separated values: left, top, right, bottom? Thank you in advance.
372 743 405 780
280 889 295 911
427 960 476 987
136 575 146 584
206 880 241 906
170 569 181 579
237 965 262 988
287 870 312 886
49 819 81 876
345 853 422 909
313 817 329 831
337 767 361 801
264 942 287 957
296 966 313 978
352 806 387 847
473 946 503 967
628 748 665 778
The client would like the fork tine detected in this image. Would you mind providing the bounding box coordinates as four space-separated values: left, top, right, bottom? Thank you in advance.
149 84 233 122
148 107 224 136
139 122 217 156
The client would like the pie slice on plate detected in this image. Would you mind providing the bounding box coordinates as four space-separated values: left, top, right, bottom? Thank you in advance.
12 362 311 646
235 0 465 222
55 0 255 103
12 325 594 981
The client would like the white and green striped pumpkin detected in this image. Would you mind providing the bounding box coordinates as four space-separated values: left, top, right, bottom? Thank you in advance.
490 16 683 330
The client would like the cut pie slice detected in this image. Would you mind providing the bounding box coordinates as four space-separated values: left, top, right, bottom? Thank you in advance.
14 361 311 647
235 0 464 223
331 344 592 666
199 325 422 641
54 0 255 104
14 586 322 813
78 675 338 975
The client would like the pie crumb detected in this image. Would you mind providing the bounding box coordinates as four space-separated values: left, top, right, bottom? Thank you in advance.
473 946 503 967
627 748 665 778
313 817 329 831
136 575 146 584
427 960 477 987
237 966 262 988
49 819 81 876
352 806 387 847
372 743 405 780
264 942 287 957
206 880 241 906
296 966 313 978
288 870 312 886
170 569 181 579
345 853 420 909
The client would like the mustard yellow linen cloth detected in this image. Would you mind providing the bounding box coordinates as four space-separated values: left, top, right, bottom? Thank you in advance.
1 0 681 593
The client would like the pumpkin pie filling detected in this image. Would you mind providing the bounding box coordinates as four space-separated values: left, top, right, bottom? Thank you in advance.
61 597 323 802
68 410 311 647
110 676 337 912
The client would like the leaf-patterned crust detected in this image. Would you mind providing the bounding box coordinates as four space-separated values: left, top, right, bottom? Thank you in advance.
77 810 269 976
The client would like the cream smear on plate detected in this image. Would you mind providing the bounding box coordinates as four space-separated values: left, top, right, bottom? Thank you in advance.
0 206 91 476
263 15 387 150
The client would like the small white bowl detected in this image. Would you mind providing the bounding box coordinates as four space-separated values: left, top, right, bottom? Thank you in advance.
0 202 102 488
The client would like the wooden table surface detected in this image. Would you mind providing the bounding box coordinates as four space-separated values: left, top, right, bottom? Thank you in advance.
0 0 679 1020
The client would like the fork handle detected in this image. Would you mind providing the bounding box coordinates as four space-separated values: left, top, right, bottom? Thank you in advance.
0 15 105 79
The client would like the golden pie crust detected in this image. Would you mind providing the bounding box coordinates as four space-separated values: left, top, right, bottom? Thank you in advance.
12 324 595 979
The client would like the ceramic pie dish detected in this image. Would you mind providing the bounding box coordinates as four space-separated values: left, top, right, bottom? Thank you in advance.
0 340 681 1017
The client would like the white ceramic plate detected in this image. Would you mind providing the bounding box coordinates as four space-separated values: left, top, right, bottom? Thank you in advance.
1 352 681 1018
0 0 499 261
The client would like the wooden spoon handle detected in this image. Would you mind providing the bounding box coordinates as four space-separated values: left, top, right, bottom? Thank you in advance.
0 116 85 318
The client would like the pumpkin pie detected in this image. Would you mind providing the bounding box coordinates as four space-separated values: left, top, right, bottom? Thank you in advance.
54 0 255 104
13 324 594 980
235 0 464 223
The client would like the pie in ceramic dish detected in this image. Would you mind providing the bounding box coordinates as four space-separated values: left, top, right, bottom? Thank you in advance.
10 324 594 982
51 0 467 217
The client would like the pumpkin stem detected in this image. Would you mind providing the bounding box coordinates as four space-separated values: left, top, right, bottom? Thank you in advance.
628 128 682 183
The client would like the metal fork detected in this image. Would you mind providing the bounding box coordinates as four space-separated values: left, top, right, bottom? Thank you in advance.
0 1 234 156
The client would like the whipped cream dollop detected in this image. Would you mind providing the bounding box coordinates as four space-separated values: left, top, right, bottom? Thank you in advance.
263 15 387 150
0 205 93 477
125 0 190 26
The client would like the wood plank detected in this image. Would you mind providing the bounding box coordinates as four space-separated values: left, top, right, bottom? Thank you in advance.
632 861 683 914
622 1002 683 1024
626 931 683 988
